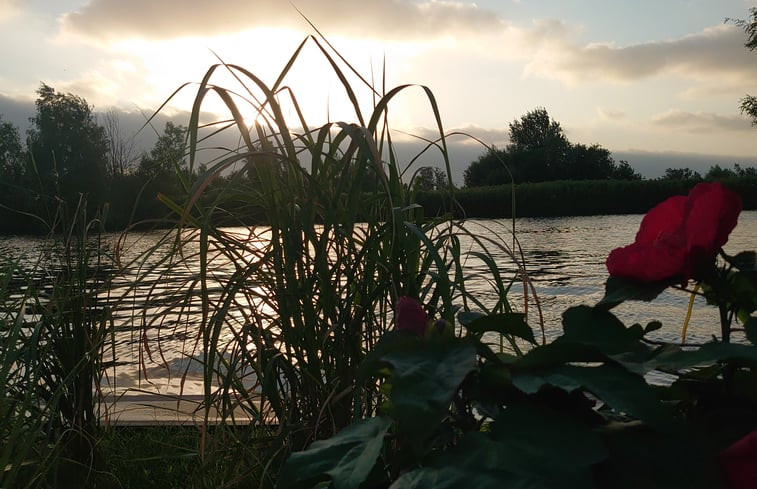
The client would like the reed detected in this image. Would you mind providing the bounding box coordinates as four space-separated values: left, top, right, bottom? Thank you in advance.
136 31 534 483
0 197 115 487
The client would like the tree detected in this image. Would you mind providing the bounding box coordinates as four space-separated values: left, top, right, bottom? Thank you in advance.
507 107 571 181
734 163 757 178
137 121 187 179
705 165 736 180
413 166 449 191
731 8 757 124
103 108 136 178
564 143 618 180
463 108 641 186
0 116 24 183
612 160 642 180
26 84 109 209
0 116 30 231
662 167 701 180
463 147 512 187
507 107 569 153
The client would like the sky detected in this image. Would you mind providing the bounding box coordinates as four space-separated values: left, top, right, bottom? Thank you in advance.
2 0 757 182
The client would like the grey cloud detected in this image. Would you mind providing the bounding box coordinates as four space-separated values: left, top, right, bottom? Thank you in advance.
651 109 752 133
0 93 35 132
597 107 626 121
410 124 509 147
527 24 757 83
60 0 505 42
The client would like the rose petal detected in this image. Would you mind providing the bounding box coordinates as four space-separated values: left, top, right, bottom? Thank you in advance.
721 430 757 489
635 195 687 245
685 182 742 257
606 241 687 282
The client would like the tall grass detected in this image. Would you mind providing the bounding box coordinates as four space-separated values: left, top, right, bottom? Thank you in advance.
0 197 115 487
134 32 536 484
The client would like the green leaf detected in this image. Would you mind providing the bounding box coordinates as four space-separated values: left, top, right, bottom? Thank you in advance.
512 364 677 431
725 251 757 272
279 416 391 489
390 431 596 489
358 331 422 381
644 321 663 334
465 313 536 344
490 404 608 471
383 341 476 446
652 341 757 370
746 317 757 346
457 311 485 327
390 466 537 489
598 276 669 308
730 271 757 315
514 341 607 370
561 306 645 355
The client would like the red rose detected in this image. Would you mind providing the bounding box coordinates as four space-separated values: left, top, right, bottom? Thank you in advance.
606 182 742 282
684 182 742 262
395 296 428 336
721 430 757 489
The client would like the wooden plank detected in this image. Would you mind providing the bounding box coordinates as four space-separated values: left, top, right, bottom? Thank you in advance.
99 393 273 427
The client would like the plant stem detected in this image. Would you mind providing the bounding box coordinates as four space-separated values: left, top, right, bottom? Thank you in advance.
719 303 731 343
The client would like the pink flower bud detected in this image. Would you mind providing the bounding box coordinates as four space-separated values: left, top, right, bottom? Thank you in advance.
395 296 428 336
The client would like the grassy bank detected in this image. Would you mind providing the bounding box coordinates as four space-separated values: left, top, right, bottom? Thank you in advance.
417 177 757 218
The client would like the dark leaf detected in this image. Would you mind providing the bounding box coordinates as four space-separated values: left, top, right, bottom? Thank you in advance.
457 311 485 327
644 321 663 334
598 276 669 308
724 251 757 272
490 404 608 471
279 416 391 489
514 341 607 370
465 313 536 344
746 317 757 346
383 341 476 446
652 341 757 370
512 364 677 431
561 306 645 355
391 431 596 489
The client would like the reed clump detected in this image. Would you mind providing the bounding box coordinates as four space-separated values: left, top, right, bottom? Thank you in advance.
133 32 530 485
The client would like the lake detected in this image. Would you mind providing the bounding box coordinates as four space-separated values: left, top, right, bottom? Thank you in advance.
2 210 756 395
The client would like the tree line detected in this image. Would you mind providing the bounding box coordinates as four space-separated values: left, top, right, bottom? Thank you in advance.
661 164 757 181
461 107 757 189
0 84 194 234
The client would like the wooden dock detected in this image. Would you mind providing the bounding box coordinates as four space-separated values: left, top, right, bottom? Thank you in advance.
99 393 269 426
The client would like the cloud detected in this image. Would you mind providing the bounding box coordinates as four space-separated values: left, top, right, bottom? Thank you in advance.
60 0 506 43
524 24 757 85
0 92 35 131
597 107 627 121
407 124 509 147
650 109 752 133
0 0 21 22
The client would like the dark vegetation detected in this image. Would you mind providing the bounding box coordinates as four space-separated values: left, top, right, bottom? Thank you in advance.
0 85 204 234
418 177 757 218
462 107 641 187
